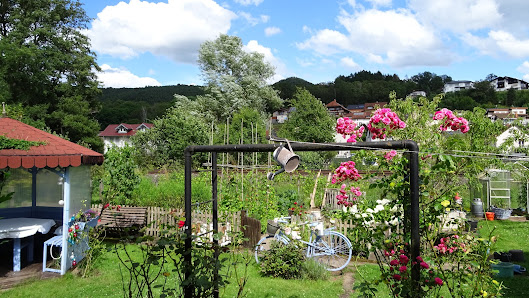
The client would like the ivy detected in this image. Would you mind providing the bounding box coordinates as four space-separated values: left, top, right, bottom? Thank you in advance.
0 135 45 150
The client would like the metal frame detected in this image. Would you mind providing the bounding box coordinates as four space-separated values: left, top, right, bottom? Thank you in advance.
184 140 420 297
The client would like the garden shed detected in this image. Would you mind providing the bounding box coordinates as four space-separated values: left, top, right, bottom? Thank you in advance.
476 168 529 212
0 117 103 274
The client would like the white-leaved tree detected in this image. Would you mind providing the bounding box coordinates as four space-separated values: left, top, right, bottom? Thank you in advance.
195 34 283 122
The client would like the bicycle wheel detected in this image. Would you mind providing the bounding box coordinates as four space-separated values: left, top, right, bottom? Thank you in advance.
254 235 289 264
309 231 352 271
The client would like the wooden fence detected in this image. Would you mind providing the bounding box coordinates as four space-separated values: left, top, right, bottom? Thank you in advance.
322 188 366 210
91 205 243 243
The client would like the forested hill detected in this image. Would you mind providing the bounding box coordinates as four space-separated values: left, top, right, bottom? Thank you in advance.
99 84 205 103
272 71 439 106
96 85 205 129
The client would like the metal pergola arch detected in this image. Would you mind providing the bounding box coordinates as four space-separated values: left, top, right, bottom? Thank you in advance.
184 140 420 297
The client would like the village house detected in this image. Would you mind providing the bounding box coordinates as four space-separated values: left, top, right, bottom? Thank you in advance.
98 123 153 153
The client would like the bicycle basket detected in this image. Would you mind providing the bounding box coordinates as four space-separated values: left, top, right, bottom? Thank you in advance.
267 220 279 235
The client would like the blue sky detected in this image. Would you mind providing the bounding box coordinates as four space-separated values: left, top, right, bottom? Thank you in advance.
83 0 529 88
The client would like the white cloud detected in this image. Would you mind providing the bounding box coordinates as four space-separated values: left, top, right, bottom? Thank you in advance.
97 64 162 88
302 25 312 34
341 57 361 69
366 53 384 64
298 9 453 67
519 61 529 82
409 0 501 33
366 0 392 8
87 0 236 63
265 26 281 36
463 30 529 58
243 40 287 83
234 0 263 6
239 12 269 26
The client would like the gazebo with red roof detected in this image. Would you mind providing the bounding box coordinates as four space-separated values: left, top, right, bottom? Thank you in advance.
0 116 103 275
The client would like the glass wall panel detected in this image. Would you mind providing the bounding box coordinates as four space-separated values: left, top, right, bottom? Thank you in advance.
0 169 32 208
69 166 92 218
36 168 63 207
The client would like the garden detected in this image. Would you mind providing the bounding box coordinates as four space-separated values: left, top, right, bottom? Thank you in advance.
3 93 529 297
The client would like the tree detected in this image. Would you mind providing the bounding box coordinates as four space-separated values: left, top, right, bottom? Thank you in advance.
102 145 140 205
0 0 102 151
196 34 283 121
411 72 451 96
506 88 516 106
279 87 335 144
132 105 209 167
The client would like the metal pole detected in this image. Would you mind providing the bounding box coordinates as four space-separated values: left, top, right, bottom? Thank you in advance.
184 151 192 298
212 152 219 298
184 140 421 293
407 143 421 293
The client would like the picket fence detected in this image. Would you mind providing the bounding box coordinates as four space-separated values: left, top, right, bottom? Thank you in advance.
91 204 242 239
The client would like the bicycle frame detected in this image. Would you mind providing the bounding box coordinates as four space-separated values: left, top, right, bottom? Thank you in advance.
275 226 330 258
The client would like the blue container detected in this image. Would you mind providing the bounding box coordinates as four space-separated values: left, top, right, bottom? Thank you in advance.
492 262 514 278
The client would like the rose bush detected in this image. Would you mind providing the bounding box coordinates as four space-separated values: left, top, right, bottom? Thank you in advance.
329 93 505 297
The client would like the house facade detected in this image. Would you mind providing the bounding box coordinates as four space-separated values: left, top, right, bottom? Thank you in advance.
98 123 153 153
443 81 474 93
490 76 529 91
326 99 350 117
487 107 528 125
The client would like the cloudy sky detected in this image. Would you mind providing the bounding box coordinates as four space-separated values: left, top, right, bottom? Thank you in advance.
84 0 529 88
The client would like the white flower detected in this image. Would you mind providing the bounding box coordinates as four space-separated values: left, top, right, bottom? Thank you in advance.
355 213 361 219
366 208 374 213
389 217 399 225
374 205 385 213
343 206 348 212
350 205 358 214
376 199 391 206
361 213 369 218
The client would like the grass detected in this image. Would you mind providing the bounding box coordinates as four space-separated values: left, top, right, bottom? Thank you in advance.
478 219 529 297
349 220 529 297
1 244 343 297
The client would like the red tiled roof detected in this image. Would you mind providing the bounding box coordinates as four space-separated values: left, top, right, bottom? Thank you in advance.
98 123 153 137
326 99 346 108
0 117 103 169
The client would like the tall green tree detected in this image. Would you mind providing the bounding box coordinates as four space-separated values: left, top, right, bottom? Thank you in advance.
196 34 283 121
132 105 209 168
279 88 335 143
0 0 102 151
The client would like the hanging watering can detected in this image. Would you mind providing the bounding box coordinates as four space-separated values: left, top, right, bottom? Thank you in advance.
267 139 300 180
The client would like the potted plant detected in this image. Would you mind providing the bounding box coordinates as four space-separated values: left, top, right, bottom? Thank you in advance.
489 203 512 220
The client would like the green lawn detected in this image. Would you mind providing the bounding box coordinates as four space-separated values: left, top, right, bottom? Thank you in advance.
3 220 528 297
478 219 529 297
2 245 343 297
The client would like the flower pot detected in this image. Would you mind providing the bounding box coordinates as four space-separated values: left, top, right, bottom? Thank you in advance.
485 212 495 221
491 262 514 278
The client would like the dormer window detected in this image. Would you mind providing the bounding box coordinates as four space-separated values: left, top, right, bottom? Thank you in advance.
115 124 130 134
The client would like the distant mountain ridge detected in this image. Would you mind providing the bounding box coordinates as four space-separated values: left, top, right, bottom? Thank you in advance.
98 84 205 103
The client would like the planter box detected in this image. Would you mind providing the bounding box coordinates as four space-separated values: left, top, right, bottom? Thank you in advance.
490 207 512 220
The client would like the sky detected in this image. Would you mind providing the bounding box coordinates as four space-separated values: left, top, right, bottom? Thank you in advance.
83 0 529 88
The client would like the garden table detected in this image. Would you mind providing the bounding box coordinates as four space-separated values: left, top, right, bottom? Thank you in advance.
0 218 56 272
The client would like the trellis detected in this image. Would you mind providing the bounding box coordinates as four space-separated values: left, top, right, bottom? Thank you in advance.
183 140 420 298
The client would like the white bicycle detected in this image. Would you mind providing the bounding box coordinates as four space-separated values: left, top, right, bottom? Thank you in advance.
254 217 352 271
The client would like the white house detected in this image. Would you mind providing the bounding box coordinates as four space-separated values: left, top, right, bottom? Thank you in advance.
443 81 474 93
98 123 153 153
496 126 529 151
490 76 529 91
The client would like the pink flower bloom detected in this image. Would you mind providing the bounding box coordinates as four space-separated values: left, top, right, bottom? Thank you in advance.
434 277 443 286
393 274 402 281
384 150 397 161
416 256 423 262
399 265 407 273
399 254 409 264
420 262 429 269
390 259 399 266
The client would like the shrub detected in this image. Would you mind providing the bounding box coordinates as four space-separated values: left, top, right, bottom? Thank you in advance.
301 258 329 281
259 241 304 279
